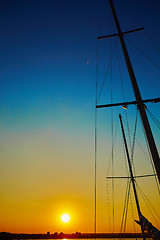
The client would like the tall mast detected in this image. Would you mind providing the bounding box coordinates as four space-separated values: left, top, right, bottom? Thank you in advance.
109 0 160 185
119 114 146 240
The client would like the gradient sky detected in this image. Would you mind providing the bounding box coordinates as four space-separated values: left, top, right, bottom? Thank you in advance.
0 0 160 234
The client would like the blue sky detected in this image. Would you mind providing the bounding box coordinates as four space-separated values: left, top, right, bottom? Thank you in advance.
0 0 160 132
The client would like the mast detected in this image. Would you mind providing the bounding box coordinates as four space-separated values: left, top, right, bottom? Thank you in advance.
109 0 160 185
119 114 146 240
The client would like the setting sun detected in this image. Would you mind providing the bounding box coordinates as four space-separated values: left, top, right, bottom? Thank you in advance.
61 213 70 223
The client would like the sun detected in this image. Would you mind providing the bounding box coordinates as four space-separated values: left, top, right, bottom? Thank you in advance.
61 213 70 223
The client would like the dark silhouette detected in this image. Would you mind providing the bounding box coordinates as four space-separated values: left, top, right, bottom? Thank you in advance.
0 231 150 239
135 214 160 240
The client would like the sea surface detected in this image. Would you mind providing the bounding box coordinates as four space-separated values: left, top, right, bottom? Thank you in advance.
14 238 151 240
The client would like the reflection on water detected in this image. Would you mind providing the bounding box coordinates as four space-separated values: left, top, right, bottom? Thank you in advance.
16 238 150 240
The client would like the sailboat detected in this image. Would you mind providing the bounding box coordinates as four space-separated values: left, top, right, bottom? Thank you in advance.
95 0 160 239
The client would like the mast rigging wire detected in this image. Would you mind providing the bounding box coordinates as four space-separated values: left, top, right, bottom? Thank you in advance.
106 179 111 232
146 107 160 130
129 188 137 234
144 31 160 57
106 118 119 177
110 29 115 233
97 38 118 103
125 36 160 71
136 184 160 228
123 180 131 233
120 120 131 234
120 179 131 234
130 107 139 176
140 116 160 195
117 41 126 103
94 38 99 235
117 1 160 57
106 118 119 234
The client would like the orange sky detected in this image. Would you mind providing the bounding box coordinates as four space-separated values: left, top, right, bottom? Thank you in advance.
1 126 160 234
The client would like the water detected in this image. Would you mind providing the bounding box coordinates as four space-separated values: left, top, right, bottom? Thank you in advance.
13 238 149 240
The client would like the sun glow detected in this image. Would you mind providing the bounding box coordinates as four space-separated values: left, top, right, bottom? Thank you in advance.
61 213 70 223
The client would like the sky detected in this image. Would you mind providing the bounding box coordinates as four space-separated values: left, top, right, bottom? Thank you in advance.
0 0 160 234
